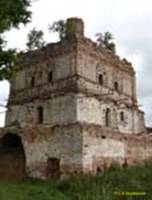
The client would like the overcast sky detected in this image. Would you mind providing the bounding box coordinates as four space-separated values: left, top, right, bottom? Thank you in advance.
0 0 152 127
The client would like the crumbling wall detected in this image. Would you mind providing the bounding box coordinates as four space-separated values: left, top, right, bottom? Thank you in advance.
82 126 125 174
76 95 144 134
83 135 125 174
0 124 152 180
76 41 135 99
24 124 83 179
74 40 145 134
11 46 77 91
6 95 77 127
82 124 152 174
0 124 83 180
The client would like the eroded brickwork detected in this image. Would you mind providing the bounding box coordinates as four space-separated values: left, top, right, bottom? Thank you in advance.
0 124 83 179
82 124 152 174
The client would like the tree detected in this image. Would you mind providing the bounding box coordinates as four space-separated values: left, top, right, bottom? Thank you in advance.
49 20 66 40
26 28 45 50
103 32 116 53
95 33 105 48
49 19 76 40
0 0 32 81
95 31 116 54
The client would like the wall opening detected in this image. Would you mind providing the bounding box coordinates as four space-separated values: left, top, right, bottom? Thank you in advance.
0 133 26 180
30 76 35 87
105 108 111 127
98 74 103 85
96 167 102 175
101 135 106 139
37 106 43 124
48 71 53 83
114 81 119 91
120 111 124 121
47 158 60 179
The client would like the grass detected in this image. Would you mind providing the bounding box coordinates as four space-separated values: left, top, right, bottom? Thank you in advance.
0 162 152 200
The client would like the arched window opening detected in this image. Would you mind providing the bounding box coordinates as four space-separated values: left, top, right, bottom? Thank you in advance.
37 106 43 124
120 111 124 121
48 71 53 83
98 74 103 85
114 81 119 91
105 108 111 127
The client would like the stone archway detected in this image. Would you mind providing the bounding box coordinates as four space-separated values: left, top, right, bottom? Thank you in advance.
0 133 26 180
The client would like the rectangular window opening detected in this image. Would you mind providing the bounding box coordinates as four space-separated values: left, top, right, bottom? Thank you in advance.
37 106 43 124
48 71 53 83
99 74 103 85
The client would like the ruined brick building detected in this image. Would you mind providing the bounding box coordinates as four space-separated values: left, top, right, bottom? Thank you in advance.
0 17 152 180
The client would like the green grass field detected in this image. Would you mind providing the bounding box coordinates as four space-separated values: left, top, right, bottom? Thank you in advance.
0 162 152 200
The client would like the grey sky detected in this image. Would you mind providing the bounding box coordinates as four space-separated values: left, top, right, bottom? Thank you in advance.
0 0 152 126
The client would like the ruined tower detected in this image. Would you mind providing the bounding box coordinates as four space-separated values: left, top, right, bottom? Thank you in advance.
0 18 151 180
5 18 145 134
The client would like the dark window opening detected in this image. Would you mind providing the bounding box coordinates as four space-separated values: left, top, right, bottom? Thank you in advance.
47 158 60 179
120 111 124 121
114 81 118 91
37 106 43 124
105 108 111 127
97 167 102 174
31 76 35 87
101 135 106 139
99 74 103 85
48 71 53 83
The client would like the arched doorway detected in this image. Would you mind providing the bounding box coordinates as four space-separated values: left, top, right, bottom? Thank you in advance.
0 133 26 180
